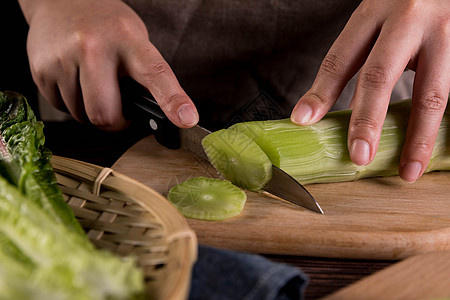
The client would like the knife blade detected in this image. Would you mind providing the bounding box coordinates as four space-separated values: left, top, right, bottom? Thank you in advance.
264 166 323 214
120 77 324 214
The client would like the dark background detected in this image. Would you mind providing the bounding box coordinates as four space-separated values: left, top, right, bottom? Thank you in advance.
0 1 38 113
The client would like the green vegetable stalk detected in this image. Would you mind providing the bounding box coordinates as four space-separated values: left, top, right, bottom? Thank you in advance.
204 98 450 188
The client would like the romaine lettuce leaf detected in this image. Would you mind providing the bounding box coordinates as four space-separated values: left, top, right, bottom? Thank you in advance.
0 176 144 300
0 91 145 299
0 91 84 234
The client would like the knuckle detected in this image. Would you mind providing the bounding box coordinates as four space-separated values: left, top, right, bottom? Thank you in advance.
88 110 116 129
359 65 394 89
354 0 382 22
402 0 422 19
355 1 375 19
305 91 328 106
160 93 188 112
148 60 170 75
409 139 434 156
30 56 61 83
416 90 447 112
31 66 47 86
319 53 347 79
29 59 43 76
114 15 148 38
72 17 145 58
436 15 450 40
73 34 103 57
351 114 380 132
71 29 113 59
137 59 171 84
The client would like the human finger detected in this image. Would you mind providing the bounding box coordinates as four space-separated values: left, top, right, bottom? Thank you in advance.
399 34 450 182
122 41 199 128
347 15 422 166
79 53 129 132
56 66 88 123
291 3 382 125
27 53 69 114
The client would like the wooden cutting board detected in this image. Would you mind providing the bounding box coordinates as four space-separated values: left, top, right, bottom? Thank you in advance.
321 250 450 300
113 135 450 260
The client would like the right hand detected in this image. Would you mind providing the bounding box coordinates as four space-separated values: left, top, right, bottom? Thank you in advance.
291 0 450 183
18 0 199 131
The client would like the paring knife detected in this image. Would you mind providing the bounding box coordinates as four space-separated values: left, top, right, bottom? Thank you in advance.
120 78 324 214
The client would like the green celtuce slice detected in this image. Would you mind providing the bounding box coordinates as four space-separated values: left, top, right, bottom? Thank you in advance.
201 129 272 191
227 98 450 185
168 177 247 220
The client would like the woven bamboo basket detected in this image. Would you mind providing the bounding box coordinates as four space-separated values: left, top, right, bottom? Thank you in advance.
51 155 197 300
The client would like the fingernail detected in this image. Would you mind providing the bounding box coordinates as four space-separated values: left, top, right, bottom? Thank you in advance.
350 139 371 165
178 104 198 126
291 104 313 124
401 161 422 183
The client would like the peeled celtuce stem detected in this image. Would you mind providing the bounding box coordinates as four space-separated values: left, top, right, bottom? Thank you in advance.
228 99 450 185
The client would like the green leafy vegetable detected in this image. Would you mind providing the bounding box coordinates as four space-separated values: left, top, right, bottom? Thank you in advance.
0 91 145 300
0 176 144 300
0 91 83 233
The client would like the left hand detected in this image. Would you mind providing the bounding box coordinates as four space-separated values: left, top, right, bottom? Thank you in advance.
291 0 450 182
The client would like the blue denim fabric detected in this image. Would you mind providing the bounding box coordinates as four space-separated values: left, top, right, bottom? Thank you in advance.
189 245 308 300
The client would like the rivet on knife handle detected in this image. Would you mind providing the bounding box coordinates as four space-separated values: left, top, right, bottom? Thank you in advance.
120 77 181 149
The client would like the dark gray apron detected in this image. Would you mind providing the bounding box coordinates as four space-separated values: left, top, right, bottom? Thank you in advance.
124 0 412 129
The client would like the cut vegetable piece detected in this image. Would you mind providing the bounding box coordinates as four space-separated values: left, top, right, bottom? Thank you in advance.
227 121 281 166
228 98 450 185
202 129 272 191
168 177 247 220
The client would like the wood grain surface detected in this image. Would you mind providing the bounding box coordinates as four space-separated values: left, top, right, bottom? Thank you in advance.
321 250 450 300
113 135 450 260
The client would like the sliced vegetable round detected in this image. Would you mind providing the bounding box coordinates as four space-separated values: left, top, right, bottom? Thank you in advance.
201 129 272 191
167 177 247 221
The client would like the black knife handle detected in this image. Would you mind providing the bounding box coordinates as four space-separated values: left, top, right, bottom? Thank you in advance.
120 77 181 149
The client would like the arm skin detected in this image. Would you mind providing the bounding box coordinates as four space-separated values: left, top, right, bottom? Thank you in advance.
17 0 199 132
291 0 450 183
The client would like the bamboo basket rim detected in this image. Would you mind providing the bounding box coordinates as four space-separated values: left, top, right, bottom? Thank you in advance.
51 155 198 300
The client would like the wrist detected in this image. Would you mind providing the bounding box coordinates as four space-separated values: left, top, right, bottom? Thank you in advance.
18 0 47 23
18 0 66 24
